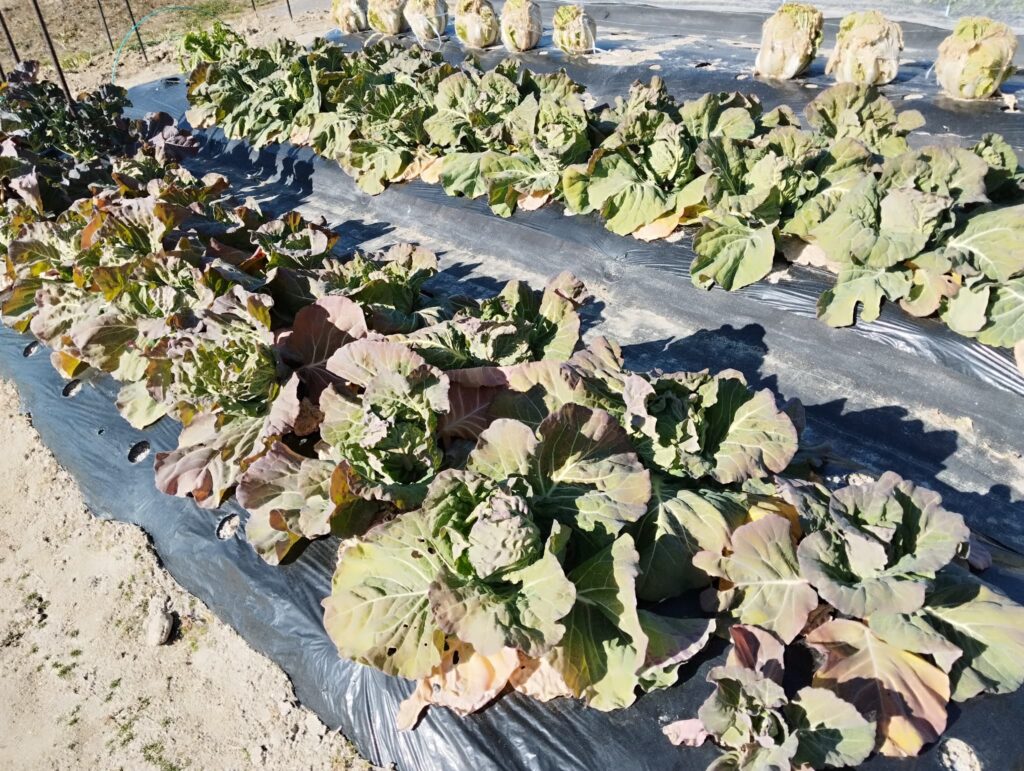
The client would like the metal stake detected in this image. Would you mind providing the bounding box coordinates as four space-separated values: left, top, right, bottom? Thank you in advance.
96 0 115 52
28 0 77 114
285 0 293 20
251 0 258 13
122 0 148 63
0 10 20 64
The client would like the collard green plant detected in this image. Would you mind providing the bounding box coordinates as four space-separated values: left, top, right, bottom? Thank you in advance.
322 402 647 677
664 630 877 771
796 472 969 617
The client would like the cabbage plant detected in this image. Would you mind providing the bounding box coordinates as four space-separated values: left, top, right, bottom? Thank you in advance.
323 403 651 680
332 0 368 32
553 4 596 55
754 3 824 80
454 0 498 48
500 0 542 53
936 17 1018 100
367 0 408 34
826 11 903 86
404 0 448 42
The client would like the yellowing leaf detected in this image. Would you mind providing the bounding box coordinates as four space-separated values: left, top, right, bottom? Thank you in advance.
807 618 950 757
396 640 520 730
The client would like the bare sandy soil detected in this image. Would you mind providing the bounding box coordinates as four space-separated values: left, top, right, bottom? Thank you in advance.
0 0 334 94
0 379 373 771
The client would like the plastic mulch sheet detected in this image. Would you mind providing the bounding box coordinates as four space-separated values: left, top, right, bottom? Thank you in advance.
4 5 1022 769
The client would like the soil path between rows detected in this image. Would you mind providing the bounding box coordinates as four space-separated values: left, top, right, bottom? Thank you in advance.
0 378 372 771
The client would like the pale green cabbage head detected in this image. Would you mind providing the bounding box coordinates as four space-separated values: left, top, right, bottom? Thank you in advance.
500 0 543 53
826 10 903 86
404 0 448 42
367 0 408 34
454 0 499 48
754 3 824 80
553 4 596 55
332 0 368 33
936 16 1018 100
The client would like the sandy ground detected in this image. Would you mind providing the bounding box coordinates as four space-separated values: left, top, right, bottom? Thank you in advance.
0 0 335 94
0 379 373 771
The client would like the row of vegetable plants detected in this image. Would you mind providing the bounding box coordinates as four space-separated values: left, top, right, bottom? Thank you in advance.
757 6 1017 99
2 64 1024 770
180 25 1024 378
334 0 599 56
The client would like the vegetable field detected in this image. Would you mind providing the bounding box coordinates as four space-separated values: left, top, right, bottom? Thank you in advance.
2 4 1024 771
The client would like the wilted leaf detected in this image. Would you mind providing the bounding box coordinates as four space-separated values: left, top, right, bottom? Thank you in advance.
396 641 520 730
806 618 950 757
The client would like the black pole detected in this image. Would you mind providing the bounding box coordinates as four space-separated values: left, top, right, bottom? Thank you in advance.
122 0 148 63
285 0 293 20
0 60 6 83
96 0 115 52
0 10 19 63
28 0 77 115
250 0 258 12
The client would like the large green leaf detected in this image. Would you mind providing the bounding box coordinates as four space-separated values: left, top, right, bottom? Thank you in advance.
817 262 913 327
945 204 1024 282
637 610 715 690
548 535 647 710
530 404 652 539
976 277 1024 348
634 478 749 601
787 686 876 768
873 568 1024 702
694 515 818 644
691 219 777 291
700 377 799 484
322 511 446 679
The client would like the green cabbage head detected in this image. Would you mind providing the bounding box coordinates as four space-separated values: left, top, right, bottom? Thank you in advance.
455 0 499 48
754 3 824 80
826 10 903 86
500 0 542 53
404 0 448 42
936 16 1018 100
553 4 596 55
332 0 368 32
367 0 408 34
